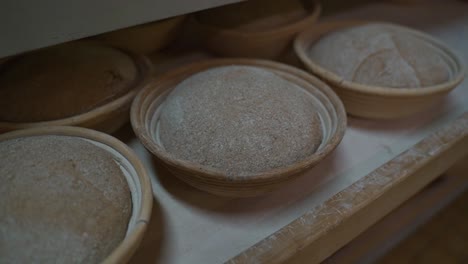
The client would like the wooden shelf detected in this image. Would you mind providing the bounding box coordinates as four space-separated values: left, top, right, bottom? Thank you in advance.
325 158 468 263
109 1 468 263
2 0 466 263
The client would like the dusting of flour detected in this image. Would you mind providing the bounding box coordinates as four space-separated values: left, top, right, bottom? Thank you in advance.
308 23 450 88
158 65 323 177
0 135 131 263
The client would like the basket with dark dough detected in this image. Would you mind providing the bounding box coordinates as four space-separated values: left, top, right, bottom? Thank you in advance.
193 0 321 59
0 40 151 134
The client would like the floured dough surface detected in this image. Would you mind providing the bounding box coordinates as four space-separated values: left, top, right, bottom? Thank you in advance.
308 23 451 88
0 135 132 263
159 65 323 177
197 0 307 32
0 41 138 122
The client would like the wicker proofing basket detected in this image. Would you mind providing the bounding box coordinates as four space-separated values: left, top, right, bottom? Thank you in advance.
192 0 321 59
131 58 346 197
0 126 153 264
96 15 186 55
0 45 153 134
294 20 466 119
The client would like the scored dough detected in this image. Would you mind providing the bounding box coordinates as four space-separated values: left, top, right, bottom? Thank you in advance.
308 23 451 88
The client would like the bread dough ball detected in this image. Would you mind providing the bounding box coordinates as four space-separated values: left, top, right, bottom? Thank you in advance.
0 41 138 122
0 135 132 263
308 23 451 88
159 65 323 176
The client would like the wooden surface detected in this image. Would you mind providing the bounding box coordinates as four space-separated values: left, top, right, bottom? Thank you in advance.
0 0 243 58
377 163 468 263
233 113 468 264
111 2 468 263
325 157 468 263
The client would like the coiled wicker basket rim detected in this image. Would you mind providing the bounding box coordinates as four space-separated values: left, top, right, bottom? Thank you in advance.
0 41 152 134
294 20 466 97
131 58 346 186
0 126 153 264
193 0 322 38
